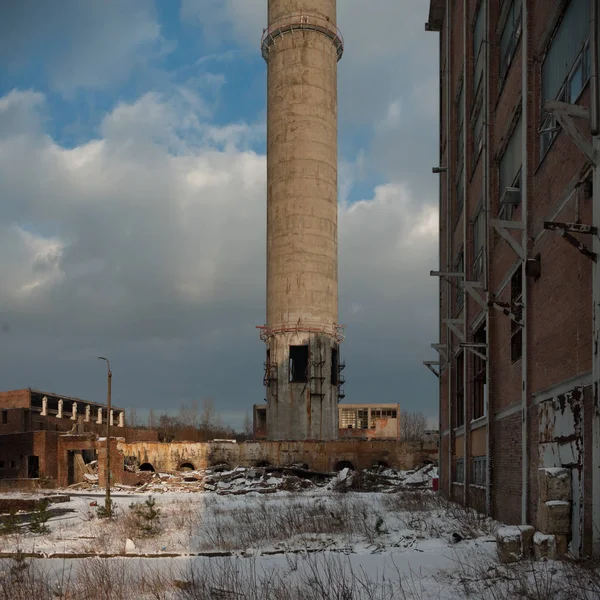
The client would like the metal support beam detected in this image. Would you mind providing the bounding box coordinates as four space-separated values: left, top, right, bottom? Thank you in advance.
430 270 464 277
423 361 440 377
443 318 465 341
490 301 523 327
460 343 487 361
544 221 598 235
462 281 487 310
431 343 449 362
545 100 597 164
491 219 526 260
543 221 598 262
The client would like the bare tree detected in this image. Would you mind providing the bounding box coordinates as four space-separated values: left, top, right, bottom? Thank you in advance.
127 408 138 428
200 397 216 431
243 411 253 438
148 409 156 429
401 410 427 441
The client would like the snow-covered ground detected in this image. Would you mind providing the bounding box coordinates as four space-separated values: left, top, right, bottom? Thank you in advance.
0 465 598 598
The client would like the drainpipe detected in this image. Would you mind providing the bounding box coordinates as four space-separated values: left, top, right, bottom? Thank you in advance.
462 0 468 506
590 0 600 555
520 0 529 525
484 0 491 517
446 0 453 498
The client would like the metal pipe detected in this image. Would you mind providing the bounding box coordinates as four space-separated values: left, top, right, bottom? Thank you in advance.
520 0 529 525
462 0 468 506
591 0 600 557
591 0 599 135
446 0 453 499
98 356 112 517
484 0 492 517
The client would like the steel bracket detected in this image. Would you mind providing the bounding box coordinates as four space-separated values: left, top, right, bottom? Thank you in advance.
431 343 449 362
545 100 597 164
443 318 465 342
491 219 526 260
544 221 598 262
460 343 487 361
490 300 523 327
461 281 487 310
423 361 440 378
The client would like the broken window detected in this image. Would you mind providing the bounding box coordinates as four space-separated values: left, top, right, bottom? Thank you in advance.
289 345 309 383
472 324 486 420
1 410 6 425
331 346 339 385
511 267 523 362
0 461 4 469
455 352 465 427
357 409 369 429
471 456 486 486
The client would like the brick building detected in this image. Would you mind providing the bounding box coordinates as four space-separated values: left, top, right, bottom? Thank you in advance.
425 0 600 555
0 388 156 486
253 403 402 440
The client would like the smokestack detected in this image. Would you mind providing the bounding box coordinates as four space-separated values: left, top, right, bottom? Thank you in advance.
260 0 344 440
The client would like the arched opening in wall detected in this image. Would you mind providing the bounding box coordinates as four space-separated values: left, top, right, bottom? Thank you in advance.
139 463 155 472
255 460 271 468
179 463 195 472
333 460 354 472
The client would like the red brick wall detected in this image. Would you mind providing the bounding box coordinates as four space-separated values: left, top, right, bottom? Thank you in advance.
0 389 31 409
491 411 522 524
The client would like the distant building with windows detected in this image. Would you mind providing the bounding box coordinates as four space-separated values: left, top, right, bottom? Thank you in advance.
253 403 401 441
426 0 600 556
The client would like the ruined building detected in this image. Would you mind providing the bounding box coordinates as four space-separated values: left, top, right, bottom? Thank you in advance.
426 0 600 555
259 0 345 440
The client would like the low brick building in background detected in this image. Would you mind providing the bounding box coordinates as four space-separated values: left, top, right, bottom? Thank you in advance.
253 403 402 441
0 388 157 488
426 0 600 556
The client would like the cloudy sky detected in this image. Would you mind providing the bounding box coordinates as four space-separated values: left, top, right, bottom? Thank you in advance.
0 1 440 429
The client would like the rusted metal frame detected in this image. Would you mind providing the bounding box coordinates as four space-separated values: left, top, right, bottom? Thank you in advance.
592 0 600 556
543 221 598 262
489 300 523 327
491 218 526 260
423 361 441 378
543 221 598 235
545 100 596 164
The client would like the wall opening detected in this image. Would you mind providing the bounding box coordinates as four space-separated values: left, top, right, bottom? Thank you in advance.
255 460 271 467
27 455 40 478
334 460 355 472
289 345 309 382
179 463 195 472
139 462 156 472
331 346 339 385
1 410 7 425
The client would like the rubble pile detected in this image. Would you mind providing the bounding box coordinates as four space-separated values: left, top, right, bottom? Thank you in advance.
65 462 438 495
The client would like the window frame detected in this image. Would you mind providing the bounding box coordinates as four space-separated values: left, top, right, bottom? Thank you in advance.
540 0 591 161
472 204 485 281
499 0 523 87
454 458 465 483
455 250 465 313
471 455 487 486
472 325 487 420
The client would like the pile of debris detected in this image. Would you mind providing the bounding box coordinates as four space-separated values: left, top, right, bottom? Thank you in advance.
65 462 438 495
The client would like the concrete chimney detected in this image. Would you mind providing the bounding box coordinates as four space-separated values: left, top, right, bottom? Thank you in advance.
260 0 344 440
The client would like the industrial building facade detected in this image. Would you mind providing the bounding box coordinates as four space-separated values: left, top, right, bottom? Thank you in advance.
426 0 600 555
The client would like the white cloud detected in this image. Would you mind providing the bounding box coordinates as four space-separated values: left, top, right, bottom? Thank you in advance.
0 88 438 416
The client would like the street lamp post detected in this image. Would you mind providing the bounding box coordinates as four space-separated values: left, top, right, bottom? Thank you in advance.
98 357 112 517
